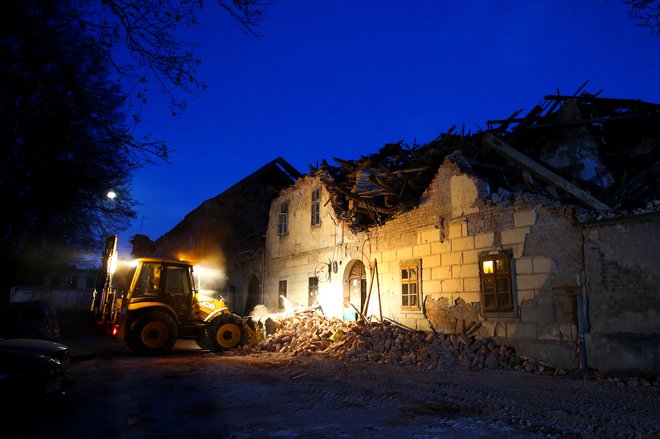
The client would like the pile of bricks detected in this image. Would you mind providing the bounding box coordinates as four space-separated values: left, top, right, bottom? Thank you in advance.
244 309 562 375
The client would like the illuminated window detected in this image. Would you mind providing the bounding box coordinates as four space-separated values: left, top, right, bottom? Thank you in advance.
278 202 288 235
479 253 514 313
308 276 318 306
401 260 421 309
311 188 320 227
278 280 287 310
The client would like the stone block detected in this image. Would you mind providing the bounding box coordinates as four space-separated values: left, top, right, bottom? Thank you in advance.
442 251 463 266
431 265 451 280
463 249 479 264
501 227 530 245
515 258 534 274
418 227 438 244
423 254 441 269
512 244 524 258
423 279 441 294
514 208 537 228
441 278 463 294
431 240 451 254
462 277 481 293
474 232 495 249
449 219 467 239
453 263 479 279
452 236 475 251
413 243 431 257
381 250 396 262
397 247 413 260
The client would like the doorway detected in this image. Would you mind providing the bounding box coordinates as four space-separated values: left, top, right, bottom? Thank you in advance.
346 261 367 316
243 275 261 316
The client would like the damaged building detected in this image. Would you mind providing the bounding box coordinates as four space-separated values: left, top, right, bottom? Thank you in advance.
262 89 660 375
135 88 659 375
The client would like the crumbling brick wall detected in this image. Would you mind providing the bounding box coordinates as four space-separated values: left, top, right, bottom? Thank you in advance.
582 212 660 375
358 155 583 369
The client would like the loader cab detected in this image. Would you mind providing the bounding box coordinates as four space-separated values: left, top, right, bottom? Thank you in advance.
129 258 197 323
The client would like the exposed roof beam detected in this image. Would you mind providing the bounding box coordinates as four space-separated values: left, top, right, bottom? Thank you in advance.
482 134 610 211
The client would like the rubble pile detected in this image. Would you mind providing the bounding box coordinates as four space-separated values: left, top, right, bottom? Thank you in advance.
245 310 561 375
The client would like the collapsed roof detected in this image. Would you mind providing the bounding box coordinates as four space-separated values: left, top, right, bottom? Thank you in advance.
312 86 660 231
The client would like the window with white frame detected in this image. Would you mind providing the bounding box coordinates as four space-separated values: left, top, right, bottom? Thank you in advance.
278 201 288 235
401 260 421 309
311 188 320 227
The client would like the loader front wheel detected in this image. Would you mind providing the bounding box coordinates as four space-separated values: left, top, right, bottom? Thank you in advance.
208 313 248 352
125 310 178 355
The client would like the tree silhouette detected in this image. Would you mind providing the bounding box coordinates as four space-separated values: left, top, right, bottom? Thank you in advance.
0 0 271 294
74 0 273 115
623 0 660 35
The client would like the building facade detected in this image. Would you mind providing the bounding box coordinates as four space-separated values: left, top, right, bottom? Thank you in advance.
263 154 660 375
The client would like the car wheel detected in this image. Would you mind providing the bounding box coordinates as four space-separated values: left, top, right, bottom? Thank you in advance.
125 310 178 355
208 313 248 352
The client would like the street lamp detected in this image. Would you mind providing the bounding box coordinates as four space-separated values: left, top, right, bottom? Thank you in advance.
107 190 117 200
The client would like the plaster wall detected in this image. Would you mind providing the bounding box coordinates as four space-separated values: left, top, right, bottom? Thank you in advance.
264 176 351 317
263 158 584 369
582 214 660 375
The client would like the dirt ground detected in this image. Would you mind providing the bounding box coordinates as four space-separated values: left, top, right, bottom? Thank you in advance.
4 334 659 439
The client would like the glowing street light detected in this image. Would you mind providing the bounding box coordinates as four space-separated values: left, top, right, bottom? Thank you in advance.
107 190 117 200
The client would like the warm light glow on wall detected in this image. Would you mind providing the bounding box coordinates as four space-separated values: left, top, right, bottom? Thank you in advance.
193 264 227 295
317 282 343 319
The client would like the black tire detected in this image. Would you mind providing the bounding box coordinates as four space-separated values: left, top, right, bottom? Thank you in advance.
195 333 212 350
124 310 178 355
207 313 249 352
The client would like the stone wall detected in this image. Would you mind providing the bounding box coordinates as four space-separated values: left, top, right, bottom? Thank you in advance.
262 156 659 373
582 212 660 375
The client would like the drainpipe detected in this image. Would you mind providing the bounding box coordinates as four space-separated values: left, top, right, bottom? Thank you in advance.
577 229 590 371
261 247 265 305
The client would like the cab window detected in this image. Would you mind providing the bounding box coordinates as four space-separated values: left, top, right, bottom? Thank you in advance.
133 263 162 297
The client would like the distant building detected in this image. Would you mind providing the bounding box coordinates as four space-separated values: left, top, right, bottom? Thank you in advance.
135 157 300 314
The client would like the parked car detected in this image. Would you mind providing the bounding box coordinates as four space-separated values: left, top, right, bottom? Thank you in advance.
0 337 70 400
0 300 61 340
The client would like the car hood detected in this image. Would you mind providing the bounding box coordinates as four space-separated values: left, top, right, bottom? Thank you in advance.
0 338 69 357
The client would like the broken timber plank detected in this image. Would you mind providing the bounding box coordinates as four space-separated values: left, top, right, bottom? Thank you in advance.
482 133 610 211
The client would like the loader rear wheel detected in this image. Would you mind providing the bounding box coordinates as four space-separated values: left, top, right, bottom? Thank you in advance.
125 310 178 355
208 313 248 352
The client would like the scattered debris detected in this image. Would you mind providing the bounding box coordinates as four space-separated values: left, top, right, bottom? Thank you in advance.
241 309 659 387
248 310 558 374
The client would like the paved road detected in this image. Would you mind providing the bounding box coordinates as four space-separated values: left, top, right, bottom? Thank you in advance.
5 335 660 439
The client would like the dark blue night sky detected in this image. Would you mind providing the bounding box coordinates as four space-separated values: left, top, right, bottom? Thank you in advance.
118 0 660 254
